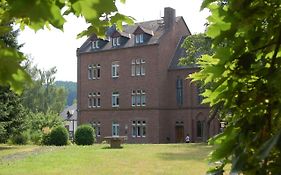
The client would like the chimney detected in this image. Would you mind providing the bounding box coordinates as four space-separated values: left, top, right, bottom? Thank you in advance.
164 7 176 31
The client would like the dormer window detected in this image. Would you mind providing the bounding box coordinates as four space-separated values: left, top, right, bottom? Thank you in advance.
112 37 120 47
92 40 99 49
135 34 144 44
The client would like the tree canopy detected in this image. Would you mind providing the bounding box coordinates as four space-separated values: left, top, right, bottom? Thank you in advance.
192 0 281 174
0 0 133 93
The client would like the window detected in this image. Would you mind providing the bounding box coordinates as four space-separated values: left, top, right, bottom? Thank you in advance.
197 120 204 138
112 37 120 47
112 62 119 78
91 40 99 49
112 122 119 136
88 64 101 80
131 58 145 76
112 91 119 107
132 120 146 137
176 78 183 106
92 122 101 137
197 87 204 104
131 90 146 107
88 92 101 108
135 34 144 44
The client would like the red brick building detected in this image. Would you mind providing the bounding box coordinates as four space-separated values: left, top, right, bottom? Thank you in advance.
77 7 220 143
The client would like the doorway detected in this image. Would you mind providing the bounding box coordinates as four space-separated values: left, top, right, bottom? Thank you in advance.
175 125 184 143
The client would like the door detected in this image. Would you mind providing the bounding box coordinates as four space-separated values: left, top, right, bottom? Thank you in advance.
175 125 184 143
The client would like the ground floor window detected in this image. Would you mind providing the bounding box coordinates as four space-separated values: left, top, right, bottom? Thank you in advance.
112 122 119 136
91 121 101 137
196 120 204 138
132 120 146 137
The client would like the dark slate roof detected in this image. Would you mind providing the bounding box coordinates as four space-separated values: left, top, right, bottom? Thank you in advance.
78 17 183 54
168 36 199 70
60 104 77 120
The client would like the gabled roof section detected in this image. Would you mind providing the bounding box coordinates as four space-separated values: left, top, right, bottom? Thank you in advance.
133 26 154 36
111 30 131 38
169 36 199 70
77 16 185 54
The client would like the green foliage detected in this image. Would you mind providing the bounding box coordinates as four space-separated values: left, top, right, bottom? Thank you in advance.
192 0 281 174
75 124 95 145
180 33 213 66
22 65 67 114
55 81 77 106
0 0 133 94
26 111 64 133
41 133 52 145
49 126 69 146
0 86 28 143
9 131 29 145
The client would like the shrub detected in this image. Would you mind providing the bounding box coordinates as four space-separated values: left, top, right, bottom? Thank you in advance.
30 131 42 145
49 126 69 146
75 125 95 145
9 132 29 145
41 133 51 145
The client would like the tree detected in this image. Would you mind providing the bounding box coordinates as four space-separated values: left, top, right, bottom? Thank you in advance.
0 22 28 143
22 65 67 114
191 0 281 174
0 0 133 93
0 86 27 143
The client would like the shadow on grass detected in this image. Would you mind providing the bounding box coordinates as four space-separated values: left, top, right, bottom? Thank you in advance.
101 146 124 149
157 145 212 161
0 146 17 151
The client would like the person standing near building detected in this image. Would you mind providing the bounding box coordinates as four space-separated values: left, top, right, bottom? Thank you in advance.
185 134 190 143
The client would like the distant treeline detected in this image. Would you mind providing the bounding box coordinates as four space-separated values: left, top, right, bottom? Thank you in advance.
55 81 77 106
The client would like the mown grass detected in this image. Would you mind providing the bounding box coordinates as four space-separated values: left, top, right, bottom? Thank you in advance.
0 143 213 175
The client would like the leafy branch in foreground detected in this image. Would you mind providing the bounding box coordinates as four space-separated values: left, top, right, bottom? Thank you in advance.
0 0 134 93
191 0 281 174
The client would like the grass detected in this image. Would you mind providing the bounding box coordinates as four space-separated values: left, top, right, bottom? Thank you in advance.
0 143 213 175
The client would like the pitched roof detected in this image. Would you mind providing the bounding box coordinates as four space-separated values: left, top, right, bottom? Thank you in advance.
168 36 199 70
60 104 77 120
78 17 183 54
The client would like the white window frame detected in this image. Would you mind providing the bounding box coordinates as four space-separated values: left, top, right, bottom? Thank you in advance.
131 58 145 76
135 34 144 44
112 122 120 136
132 120 146 138
112 62 119 78
112 37 120 47
92 40 99 49
112 92 119 107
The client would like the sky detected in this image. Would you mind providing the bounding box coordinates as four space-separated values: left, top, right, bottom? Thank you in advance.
17 0 209 82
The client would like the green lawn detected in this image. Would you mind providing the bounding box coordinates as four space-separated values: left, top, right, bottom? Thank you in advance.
0 143 213 175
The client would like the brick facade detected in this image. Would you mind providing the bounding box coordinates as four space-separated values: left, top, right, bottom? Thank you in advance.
77 7 220 143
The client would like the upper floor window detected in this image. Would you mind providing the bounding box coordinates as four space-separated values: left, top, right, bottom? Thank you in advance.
132 90 146 107
112 37 120 47
112 121 120 136
176 78 183 106
132 58 145 76
91 40 99 49
112 62 119 78
88 92 101 108
88 64 101 80
197 87 204 104
112 91 119 107
135 34 144 44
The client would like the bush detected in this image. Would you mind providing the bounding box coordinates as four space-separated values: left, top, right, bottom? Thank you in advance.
75 125 95 145
30 131 42 145
9 132 29 145
49 126 69 146
41 133 51 145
